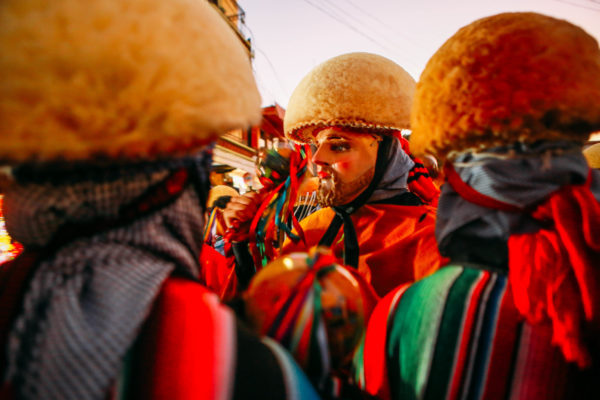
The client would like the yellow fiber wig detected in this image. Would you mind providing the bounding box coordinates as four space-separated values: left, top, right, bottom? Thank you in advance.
284 52 416 143
0 0 261 163
584 143 600 169
410 12 600 161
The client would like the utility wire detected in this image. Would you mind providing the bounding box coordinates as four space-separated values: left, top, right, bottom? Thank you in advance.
255 47 290 100
253 71 280 105
324 0 422 52
323 0 423 71
302 0 420 72
342 0 426 50
244 24 290 103
303 0 395 52
550 0 600 11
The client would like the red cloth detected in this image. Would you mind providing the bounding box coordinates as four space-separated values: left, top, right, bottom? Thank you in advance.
198 243 238 301
362 284 409 399
0 252 39 398
282 203 445 296
397 136 440 206
131 278 235 400
509 174 600 368
202 203 444 299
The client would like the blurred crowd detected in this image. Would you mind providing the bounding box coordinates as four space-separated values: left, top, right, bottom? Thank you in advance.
0 1 599 399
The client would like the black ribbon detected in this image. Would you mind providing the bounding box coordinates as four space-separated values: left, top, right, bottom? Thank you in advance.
318 135 393 268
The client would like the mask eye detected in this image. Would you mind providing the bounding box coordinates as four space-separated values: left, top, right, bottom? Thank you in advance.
329 142 350 152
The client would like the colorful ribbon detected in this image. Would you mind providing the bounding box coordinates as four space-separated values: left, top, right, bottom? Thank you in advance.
247 144 311 269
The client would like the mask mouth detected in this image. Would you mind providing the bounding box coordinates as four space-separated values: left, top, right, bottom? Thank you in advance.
318 170 331 179
317 169 338 207
317 165 376 207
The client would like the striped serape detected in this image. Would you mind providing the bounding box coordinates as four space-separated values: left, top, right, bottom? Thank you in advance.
114 278 320 400
355 265 599 400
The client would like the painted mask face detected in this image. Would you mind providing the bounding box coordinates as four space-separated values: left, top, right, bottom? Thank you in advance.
312 128 379 207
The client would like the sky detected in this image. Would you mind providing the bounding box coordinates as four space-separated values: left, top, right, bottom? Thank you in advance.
238 0 600 108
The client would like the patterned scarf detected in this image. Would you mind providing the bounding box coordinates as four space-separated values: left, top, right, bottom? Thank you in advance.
2 154 211 399
367 137 413 203
436 141 600 249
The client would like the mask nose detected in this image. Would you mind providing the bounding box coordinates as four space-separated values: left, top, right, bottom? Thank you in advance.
311 144 330 167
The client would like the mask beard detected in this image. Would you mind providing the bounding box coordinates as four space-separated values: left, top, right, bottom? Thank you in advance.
317 166 375 207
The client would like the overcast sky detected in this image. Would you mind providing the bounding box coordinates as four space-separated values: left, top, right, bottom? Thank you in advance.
238 0 600 108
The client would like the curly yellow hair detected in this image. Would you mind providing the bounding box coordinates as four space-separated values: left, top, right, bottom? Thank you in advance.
0 0 261 163
410 12 600 161
584 142 600 169
284 52 416 143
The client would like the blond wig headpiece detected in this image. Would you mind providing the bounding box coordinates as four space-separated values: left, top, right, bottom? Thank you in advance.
410 12 600 161
584 143 600 169
284 52 416 143
0 0 261 164
207 185 239 208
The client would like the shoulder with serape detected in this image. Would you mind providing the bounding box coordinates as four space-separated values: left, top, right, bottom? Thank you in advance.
357 261 600 399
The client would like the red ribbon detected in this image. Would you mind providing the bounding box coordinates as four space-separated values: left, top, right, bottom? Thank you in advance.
444 163 523 212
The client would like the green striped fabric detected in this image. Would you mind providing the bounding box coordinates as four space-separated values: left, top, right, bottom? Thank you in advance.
356 265 598 400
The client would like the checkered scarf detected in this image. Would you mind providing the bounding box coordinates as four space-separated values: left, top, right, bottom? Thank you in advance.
2 155 210 399
368 136 413 203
